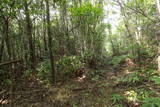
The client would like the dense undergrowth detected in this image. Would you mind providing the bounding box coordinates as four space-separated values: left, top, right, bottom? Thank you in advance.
24 54 160 106
0 41 159 106
0 53 160 107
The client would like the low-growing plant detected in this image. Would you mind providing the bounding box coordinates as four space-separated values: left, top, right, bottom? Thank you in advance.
108 55 129 67
57 56 84 75
142 69 157 77
118 72 143 85
91 75 100 81
110 94 124 105
37 59 52 83
124 90 138 103
0 69 9 85
137 89 151 102
113 104 124 107
3 79 12 85
150 76 160 85
37 56 84 82
118 69 158 86
95 69 106 74
141 97 160 107
23 69 34 77
72 104 78 107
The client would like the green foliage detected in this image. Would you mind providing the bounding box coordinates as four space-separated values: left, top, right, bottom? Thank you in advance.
36 56 83 83
91 75 100 82
23 69 34 77
0 0 22 17
137 89 151 101
98 88 105 95
124 89 156 105
69 1 105 56
142 97 160 107
150 76 160 85
57 56 84 75
83 50 94 59
0 69 10 85
95 69 106 74
108 55 129 66
91 70 108 81
119 69 157 85
125 89 153 102
72 104 78 107
124 90 138 102
142 47 156 57
0 69 7 79
144 69 157 77
69 2 103 24
3 79 12 85
118 72 142 85
98 83 110 87
113 105 124 107
110 94 124 104
37 60 52 83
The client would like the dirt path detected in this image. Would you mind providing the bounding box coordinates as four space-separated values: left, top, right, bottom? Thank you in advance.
1 65 131 107
38 65 129 107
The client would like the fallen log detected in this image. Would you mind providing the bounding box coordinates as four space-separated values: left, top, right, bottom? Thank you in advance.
0 59 22 67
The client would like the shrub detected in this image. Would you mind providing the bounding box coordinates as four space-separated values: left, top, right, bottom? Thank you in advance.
150 76 160 85
108 55 129 67
23 69 34 77
36 56 84 82
57 56 84 75
142 69 157 77
37 59 52 83
110 94 124 104
118 72 143 85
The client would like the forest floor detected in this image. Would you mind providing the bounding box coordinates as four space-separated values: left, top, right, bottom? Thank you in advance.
1 59 160 107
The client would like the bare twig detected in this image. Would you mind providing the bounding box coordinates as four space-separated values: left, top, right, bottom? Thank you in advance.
0 90 7 95
72 87 88 91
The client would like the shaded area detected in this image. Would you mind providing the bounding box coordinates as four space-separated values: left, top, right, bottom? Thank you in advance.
1 56 159 107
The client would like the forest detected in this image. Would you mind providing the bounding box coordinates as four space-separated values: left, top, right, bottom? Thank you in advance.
0 0 160 107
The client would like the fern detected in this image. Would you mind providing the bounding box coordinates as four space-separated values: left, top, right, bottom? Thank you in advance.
110 94 124 104
150 76 160 85
142 97 160 107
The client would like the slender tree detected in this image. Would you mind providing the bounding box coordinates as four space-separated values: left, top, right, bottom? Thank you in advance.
0 38 4 62
156 0 160 73
24 0 36 69
45 0 56 84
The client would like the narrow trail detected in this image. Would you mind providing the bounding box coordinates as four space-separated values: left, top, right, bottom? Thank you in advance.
2 64 132 107
40 65 128 106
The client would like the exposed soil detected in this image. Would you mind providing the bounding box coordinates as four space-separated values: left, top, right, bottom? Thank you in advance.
0 63 159 107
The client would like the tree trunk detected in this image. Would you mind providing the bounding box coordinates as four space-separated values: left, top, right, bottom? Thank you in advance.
156 0 160 73
158 45 160 72
108 26 116 55
46 0 56 84
0 38 4 62
24 0 35 69
43 14 48 55
155 32 160 73
1 17 14 107
0 17 12 61
117 0 134 56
